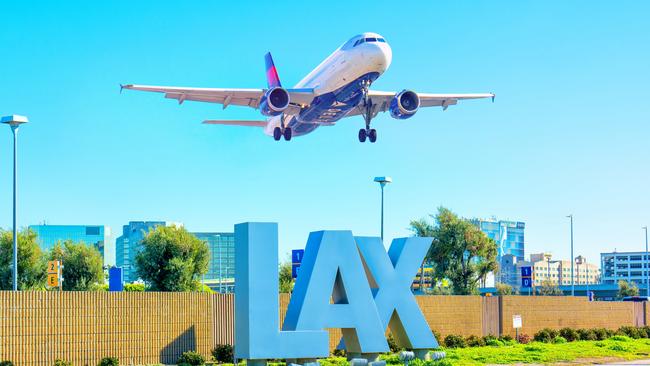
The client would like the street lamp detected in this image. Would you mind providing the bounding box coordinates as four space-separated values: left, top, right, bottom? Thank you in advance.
1 115 29 291
642 226 650 296
373 176 392 241
567 214 574 296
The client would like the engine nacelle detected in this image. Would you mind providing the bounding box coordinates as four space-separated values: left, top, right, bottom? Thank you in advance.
260 87 290 116
389 90 420 119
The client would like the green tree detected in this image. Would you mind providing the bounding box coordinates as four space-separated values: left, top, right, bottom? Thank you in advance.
537 280 563 296
49 240 104 291
279 262 294 293
496 282 515 296
135 226 209 291
617 280 639 298
410 207 498 295
0 228 46 290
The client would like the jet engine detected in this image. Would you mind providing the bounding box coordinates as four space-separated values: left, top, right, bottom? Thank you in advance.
389 90 420 119
260 87 290 116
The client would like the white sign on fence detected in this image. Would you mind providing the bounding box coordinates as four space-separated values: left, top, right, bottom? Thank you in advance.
512 314 522 329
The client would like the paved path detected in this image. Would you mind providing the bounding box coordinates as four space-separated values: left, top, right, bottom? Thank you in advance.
605 360 650 365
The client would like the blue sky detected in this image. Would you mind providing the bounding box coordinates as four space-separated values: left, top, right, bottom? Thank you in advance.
0 1 648 264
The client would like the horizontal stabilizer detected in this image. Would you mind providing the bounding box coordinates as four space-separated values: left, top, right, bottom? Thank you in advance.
203 120 267 127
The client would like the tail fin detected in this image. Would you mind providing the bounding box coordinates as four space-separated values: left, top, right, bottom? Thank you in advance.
265 52 282 88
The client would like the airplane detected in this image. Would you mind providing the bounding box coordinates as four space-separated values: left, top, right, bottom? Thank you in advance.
122 32 494 143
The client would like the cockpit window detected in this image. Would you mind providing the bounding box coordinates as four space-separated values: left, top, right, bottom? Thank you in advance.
353 37 385 47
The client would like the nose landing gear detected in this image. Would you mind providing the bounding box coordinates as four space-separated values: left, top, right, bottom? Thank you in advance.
358 80 377 143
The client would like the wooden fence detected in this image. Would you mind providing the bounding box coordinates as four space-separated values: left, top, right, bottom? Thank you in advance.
0 292 645 365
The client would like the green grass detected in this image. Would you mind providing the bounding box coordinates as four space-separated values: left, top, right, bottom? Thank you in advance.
409 337 650 365
210 338 650 366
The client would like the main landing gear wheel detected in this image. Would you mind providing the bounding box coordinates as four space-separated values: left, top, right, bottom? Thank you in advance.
368 128 377 143
283 127 292 141
273 127 282 141
358 128 367 142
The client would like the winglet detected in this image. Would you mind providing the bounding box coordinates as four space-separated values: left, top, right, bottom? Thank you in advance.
491 93 496 103
264 52 282 88
119 84 124 94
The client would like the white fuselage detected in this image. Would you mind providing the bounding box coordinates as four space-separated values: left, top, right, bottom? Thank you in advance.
264 34 392 136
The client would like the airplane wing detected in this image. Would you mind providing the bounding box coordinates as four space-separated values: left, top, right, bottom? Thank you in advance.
121 84 315 111
346 90 495 117
202 120 267 127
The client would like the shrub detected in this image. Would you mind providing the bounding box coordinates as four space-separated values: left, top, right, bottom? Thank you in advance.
516 333 531 344
177 351 205 366
0 362 13 366
533 328 559 343
552 336 567 344
593 328 613 340
98 358 118 366
211 344 233 363
54 360 72 366
499 334 513 342
386 334 401 353
618 326 641 339
559 327 580 342
639 325 650 338
332 348 346 357
465 335 485 347
443 334 466 348
577 328 597 341
610 335 632 342
485 338 504 347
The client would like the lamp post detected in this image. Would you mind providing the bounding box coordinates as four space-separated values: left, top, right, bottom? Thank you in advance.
373 176 392 241
567 214 574 296
643 226 650 296
1 115 29 291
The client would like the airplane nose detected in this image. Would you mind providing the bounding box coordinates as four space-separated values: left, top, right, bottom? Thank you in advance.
371 42 392 72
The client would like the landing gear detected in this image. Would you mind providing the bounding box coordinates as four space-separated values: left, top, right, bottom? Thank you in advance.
358 80 378 143
273 127 282 141
368 128 377 143
273 115 292 141
283 127 292 141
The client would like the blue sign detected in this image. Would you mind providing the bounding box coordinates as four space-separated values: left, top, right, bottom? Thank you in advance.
291 263 301 279
235 222 437 362
108 267 124 292
520 266 532 278
520 266 533 288
521 277 532 288
292 249 304 264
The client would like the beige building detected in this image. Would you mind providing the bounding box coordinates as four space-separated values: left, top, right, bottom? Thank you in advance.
517 253 600 286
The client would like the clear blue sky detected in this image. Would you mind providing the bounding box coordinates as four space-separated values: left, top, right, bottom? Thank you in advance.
0 1 648 264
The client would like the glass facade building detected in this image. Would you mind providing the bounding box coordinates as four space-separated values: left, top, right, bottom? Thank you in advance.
194 232 235 293
115 221 167 283
29 224 109 263
472 218 525 261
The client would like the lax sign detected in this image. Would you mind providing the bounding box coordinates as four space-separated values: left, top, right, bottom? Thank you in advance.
234 223 438 361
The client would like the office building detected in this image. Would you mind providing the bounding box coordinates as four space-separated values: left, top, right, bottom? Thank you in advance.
601 251 650 287
115 221 169 283
472 218 525 262
518 252 600 287
29 224 109 263
193 232 235 293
